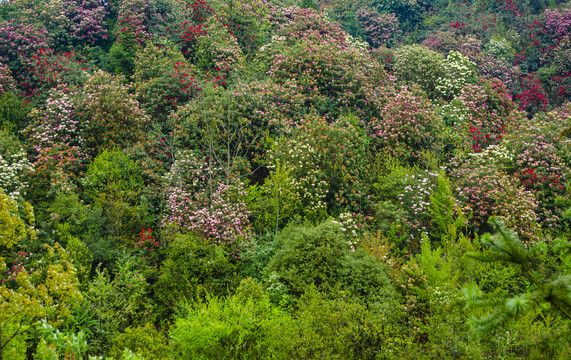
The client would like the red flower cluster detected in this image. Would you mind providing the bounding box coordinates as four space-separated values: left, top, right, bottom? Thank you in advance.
135 229 161 265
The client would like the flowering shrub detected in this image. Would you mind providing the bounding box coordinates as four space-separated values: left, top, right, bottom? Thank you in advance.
222 78 307 131
396 170 439 245
134 228 162 266
270 115 367 218
25 86 87 155
220 0 272 55
163 0 214 60
0 151 32 199
0 19 51 84
26 48 92 101
445 79 525 153
369 85 444 163
257 6 394 122
0 63 16 94
469 51 521 89
269 6 347 47
23 86 87 195
423 31 520 90
330 212 370 250
435 51 477 101
370 46 395 73
31 145 86 196
114 0 150 44
393 45 445 100
64 0 108 44
376 0 430 28
504 110 571 227
270 138 328 219
162 150 251 244
543 5 571 42
422 29 464 54
355 9 399 48
79 71 149 155
194 14 244 77
264 35 386 121
516 72 549 115
449 146 540 242
23 71 148 196
0 131 34 200
132 41 201 122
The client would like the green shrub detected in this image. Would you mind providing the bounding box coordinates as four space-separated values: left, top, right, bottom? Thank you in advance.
0 91 29 132
393 44 446 100
265 220 349 297
110 323 170 360
170 278 290 360
170 281 399 360
83 149 144 202
154 233 241 318
266 220 400 311
282 288 392 359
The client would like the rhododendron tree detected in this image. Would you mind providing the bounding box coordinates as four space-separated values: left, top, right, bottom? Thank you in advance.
355 9 400 48
369 85 444 163
395 169 440 246
0 63 15 94
23 86 87 195
64 0 108 45
444 79 525 153
132 41 201 123
27 72 148 156
79 70 149 155
194 14 244 77
162 150 251 244
220 0 272 56
26 48 93 103
0 131 33 200
114 0 150 44
263 35 387 121
516 72 549 115
449 146 540 242
0 19 51 86
162 0 214 60
543 5 571 42
504 110 571 228
270 114 368 218
435 51 477 101
268 6 348 47
393 45 445 100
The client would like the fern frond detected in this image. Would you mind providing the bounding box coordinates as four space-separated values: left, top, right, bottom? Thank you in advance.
462 284 504 309
467 309 511 334
505 294 533 315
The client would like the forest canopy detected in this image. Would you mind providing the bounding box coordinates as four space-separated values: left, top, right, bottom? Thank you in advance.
1 0 571 359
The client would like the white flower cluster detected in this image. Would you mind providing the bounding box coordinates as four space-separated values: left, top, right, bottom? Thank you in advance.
439 99 468 126
436 51 476 99
259 35 287 53
345 34 369 53
0 151 34 199
469 143 514 166
330 212 362 249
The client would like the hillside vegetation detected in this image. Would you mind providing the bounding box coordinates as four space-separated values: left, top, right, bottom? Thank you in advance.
1 0 571 358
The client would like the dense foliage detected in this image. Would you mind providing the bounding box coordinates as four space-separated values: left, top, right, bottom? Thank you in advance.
1 0 571 359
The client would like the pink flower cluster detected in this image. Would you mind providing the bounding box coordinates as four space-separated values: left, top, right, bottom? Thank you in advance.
115 0 150 44
162 151 251 244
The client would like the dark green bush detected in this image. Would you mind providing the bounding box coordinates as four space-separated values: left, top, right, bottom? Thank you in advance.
154 233 241 318
266 220 400 312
